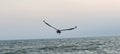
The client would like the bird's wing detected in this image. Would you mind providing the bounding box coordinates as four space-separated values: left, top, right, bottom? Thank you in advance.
43 20 57 30
60 26 77 31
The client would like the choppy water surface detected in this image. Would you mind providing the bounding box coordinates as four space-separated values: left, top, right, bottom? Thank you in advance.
0 36 120 54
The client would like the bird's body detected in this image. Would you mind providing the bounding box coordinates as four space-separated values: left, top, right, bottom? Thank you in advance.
56 30 61 34
43 20 77 34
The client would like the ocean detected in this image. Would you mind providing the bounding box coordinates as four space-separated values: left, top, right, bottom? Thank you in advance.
0 36 120 54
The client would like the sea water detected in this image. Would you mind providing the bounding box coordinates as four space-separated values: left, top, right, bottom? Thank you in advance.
0 36 120 54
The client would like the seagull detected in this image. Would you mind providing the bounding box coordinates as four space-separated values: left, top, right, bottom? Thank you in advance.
43 20 77 34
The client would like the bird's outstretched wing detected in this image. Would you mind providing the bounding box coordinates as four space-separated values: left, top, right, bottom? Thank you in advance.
43 20 57 30
60 26 77 31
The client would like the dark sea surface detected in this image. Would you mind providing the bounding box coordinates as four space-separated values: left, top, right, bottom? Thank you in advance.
0 36 120 54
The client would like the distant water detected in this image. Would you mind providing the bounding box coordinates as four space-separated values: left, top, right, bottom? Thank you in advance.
0 36 120 54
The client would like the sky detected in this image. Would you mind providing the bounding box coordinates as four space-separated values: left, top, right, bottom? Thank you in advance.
0 0 120 40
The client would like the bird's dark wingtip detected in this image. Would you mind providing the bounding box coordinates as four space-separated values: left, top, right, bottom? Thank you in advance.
43 20 46 23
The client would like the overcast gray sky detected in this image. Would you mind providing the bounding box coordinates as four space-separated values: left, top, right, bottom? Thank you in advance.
0 0 120 40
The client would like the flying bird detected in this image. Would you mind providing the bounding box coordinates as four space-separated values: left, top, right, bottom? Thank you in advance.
43 20 77 34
